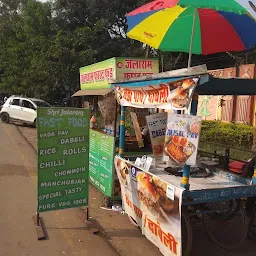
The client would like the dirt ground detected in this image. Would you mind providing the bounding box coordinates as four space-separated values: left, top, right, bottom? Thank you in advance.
18 124 256 256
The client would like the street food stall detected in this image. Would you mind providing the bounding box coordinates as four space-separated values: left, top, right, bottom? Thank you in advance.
73 57 159 204
112 68 256 256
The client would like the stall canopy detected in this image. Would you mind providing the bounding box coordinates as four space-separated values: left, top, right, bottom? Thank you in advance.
196 74 256 95
112 74 256 96
111 76 190 88
72 89 113 97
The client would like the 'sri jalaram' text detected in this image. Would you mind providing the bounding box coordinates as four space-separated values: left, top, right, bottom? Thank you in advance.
125 59 153 69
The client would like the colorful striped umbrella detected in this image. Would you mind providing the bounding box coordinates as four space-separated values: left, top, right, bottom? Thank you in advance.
126 0 256 66
129 1 256 18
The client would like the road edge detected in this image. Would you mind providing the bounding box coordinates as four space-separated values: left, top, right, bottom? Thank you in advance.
17 125 37 152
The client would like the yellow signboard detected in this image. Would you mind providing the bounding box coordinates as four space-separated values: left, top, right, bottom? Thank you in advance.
79 57 159 90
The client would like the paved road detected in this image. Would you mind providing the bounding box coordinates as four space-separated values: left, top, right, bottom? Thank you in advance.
0 122 119 256
3 122 256 256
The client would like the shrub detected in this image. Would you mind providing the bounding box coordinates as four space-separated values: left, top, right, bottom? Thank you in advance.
200 120 254 150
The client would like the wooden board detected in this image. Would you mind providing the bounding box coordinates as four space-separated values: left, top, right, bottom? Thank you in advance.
130 112 144 148
83 101 90 108
98 96 116 125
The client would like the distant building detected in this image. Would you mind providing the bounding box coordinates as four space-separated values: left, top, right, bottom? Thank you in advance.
198 64 256 125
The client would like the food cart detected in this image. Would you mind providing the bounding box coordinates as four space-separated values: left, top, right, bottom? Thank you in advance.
73 57 159 205
111 67 256 256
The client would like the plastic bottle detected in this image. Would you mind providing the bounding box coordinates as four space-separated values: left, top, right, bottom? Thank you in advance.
90 116 96 129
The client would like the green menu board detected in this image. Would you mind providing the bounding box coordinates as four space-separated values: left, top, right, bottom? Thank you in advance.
89 130 115 197
37 108 90 213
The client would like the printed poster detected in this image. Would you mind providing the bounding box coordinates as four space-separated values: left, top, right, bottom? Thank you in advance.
98 95 116 125
114 77 199 110
89 130 115 197
115 156 183 256
37 108 90 213
146 113 168 157
164 114 201 166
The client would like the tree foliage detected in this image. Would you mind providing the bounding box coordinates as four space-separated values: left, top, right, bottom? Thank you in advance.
0 0 255 102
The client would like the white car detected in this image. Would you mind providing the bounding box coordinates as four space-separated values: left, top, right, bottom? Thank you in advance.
0 95 51 126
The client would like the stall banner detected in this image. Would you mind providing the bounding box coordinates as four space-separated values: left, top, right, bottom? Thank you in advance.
37 108 90 213
80 58 115 90
164 114 201 166
114 77 199 110
115 156 183 256
80 57 159 90
89 130 115 197
146 113 168 157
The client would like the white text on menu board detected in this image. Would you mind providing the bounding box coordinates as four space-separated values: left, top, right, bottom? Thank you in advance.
38 109 88 211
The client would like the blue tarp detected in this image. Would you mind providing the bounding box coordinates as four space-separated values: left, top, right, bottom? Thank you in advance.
112 76 192 87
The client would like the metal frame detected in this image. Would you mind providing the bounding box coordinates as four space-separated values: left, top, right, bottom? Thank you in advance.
117 76 256 194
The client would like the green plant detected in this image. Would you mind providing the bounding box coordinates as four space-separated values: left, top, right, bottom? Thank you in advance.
200 121 254 150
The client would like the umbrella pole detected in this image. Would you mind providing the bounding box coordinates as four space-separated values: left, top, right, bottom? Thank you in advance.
188 9 196 68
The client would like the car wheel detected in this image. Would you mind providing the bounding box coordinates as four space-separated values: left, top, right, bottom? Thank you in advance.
1 113 10 123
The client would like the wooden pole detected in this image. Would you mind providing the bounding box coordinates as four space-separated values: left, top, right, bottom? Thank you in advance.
119 106 126 157
188 9 196 68
146 45 150 58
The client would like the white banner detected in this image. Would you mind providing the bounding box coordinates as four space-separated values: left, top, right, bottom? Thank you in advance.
114 77 199 110
115 156 184 256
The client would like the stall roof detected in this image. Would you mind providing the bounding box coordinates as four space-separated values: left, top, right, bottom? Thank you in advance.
72 89 113 97
109 64 207 84
112 75 193 87
112 73 256 96
196 75 256 95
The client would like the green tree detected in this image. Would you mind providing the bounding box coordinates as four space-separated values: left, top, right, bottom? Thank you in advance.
0 0 53 99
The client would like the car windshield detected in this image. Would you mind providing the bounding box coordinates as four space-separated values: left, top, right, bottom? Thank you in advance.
32 100 51 107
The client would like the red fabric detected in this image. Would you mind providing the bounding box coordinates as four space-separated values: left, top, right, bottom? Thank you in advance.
127 0 179 16
198 9 245 55
229 161 244 174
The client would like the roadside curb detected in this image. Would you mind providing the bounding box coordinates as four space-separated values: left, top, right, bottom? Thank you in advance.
17 125 37 153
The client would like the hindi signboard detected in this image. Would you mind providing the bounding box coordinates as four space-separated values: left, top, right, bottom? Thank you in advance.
114 77 199 110
115 57 159 81
37 108 90 213
115 156 183 256
80 57 159 90
89 130 115 197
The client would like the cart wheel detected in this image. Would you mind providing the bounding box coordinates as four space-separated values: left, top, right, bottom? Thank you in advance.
204 199 238 221
182 209 193 256
128 215 140 229
202 199 248 250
